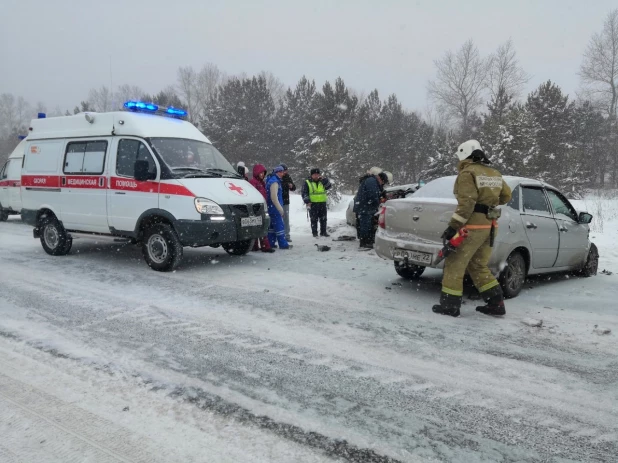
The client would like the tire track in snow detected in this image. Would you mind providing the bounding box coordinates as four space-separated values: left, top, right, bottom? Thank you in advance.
0 373 167 463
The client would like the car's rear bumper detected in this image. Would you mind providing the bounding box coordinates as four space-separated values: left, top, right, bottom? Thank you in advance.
374 230 444 269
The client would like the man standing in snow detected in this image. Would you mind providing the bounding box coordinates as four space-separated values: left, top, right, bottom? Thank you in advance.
301 168 332 238
432 140 512 318
355 172 388 249
280 164 296 242
266 166 292 249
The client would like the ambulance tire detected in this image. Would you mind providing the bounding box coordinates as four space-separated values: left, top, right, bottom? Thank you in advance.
142 223 183 272
222 239 254 256
39 216 72 256
0 208 8 222
394 261 425 279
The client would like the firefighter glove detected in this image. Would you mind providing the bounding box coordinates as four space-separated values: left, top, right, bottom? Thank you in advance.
441 226 457 241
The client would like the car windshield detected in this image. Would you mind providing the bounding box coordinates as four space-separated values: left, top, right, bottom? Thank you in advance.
411 177 456 199
149 138 238 176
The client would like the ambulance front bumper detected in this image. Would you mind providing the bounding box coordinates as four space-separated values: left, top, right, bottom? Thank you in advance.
175 205 269 247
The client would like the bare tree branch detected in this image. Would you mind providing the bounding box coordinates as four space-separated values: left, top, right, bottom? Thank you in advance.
427 39 490 133
487 38 530 100
580 9 618 118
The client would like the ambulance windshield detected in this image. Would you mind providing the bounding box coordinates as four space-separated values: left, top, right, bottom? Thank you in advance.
149 138 238 177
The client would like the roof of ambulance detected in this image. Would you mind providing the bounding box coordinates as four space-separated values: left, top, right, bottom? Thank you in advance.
27 111 212 143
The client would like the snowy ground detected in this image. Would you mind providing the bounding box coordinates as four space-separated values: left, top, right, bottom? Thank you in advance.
0 194 617 463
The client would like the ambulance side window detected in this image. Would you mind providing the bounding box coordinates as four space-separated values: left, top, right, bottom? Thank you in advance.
64 141 107 175
0 161 8 180
116 140 156 178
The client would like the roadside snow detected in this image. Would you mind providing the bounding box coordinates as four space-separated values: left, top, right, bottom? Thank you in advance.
0 193 616 462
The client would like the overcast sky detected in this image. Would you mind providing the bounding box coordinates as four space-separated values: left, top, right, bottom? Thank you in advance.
1 0 615 113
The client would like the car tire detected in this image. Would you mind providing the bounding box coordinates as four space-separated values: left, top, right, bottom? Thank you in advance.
394 261 425 279
575 243 599 278
142 223 183 272
39 215 72 256
222 239 254 256
499 251 527 299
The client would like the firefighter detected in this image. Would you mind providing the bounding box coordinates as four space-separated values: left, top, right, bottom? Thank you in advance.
432 140 512 318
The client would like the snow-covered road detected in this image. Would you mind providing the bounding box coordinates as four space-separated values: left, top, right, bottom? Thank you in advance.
1 196 617 462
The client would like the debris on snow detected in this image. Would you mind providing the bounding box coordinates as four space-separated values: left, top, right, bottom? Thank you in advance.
315 244 331 252
593 326 611 335
522 318 543 328
601 269 613 276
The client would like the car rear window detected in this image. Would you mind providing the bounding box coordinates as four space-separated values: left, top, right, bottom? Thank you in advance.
411 177 456 199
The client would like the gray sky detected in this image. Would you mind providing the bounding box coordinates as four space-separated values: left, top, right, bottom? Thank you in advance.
1 0 615 113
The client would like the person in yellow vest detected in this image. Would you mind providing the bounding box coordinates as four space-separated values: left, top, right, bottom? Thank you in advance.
432 140 512 318
301 168 332 237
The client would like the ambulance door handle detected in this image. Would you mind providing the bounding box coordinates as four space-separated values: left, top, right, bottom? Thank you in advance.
115 192 126 195
526 222 537 230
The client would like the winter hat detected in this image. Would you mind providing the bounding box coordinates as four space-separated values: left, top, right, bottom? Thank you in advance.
310 168 321 175
273 165 285 174
383 171 393 184
280 163 288 171
368 166 383 175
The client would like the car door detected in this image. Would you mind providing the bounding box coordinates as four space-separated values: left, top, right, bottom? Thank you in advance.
7 158 23 210
546 189 589 268
520 186 559 269
60 139 110 232
0 161 9 207
107 138 160 234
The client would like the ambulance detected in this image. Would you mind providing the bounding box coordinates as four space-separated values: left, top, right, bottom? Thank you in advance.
0 138 26 221
20 102 269 271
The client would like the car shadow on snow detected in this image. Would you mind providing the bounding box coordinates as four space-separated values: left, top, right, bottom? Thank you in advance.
60 238 269 273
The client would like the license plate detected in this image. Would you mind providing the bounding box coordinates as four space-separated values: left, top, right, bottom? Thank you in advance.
393 249 432 264
241 216 262 227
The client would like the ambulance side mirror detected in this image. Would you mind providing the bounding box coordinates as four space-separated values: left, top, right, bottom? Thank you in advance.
134 160 154 181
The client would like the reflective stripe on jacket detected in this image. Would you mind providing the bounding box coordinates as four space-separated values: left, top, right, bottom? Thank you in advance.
305 180 327 203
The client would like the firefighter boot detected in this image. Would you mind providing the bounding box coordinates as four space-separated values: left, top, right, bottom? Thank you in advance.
432 293 461 318
476 285 506 316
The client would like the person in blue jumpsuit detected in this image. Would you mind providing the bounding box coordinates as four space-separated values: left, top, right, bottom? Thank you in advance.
266 166 292 249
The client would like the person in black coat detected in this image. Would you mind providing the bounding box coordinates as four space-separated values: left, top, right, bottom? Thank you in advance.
280 164 296 242
355 172 388 248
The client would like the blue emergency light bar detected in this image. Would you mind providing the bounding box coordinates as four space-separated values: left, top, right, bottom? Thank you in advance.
123 100 188 119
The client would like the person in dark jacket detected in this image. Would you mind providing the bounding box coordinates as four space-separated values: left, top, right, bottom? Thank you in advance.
355 172 388 248
266 166 292 249
249 164 275 253
301 168 332 237
280 164 296 242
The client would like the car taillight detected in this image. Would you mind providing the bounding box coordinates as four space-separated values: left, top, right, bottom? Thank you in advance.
378 205 386 229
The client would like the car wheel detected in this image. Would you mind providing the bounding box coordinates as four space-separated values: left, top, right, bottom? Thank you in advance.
142 223 183 271
39 216 72 256
499 251 526 299
576 243 599 278
222 239 254 256
394 261 425 279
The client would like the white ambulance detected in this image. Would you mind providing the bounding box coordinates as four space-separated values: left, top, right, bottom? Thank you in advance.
0 138 26 221
20 102 268 271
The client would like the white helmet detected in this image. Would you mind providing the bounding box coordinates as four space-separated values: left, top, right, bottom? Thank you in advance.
455 140 483 161
368 166 383 175
383 171 393 184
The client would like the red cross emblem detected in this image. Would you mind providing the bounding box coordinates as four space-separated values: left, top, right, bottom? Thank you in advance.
225 181 247 196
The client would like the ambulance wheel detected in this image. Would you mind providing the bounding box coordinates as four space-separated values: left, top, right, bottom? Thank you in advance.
142 223 183 272
394 261 425 279
222 239 254 256
40 216 72 256
0 209 8 222
499 251 526 299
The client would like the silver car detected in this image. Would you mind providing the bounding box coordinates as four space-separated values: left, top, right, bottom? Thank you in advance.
374 175 598 298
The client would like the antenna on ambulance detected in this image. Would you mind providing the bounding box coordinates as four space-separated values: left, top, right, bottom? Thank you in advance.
109 55 115 111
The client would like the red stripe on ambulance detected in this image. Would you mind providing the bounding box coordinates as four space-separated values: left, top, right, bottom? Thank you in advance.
21 175 61 188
